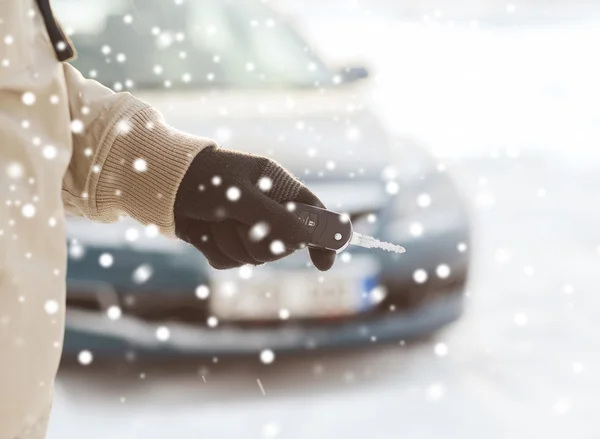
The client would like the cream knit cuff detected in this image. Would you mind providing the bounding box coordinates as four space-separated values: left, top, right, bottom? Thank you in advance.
89 104 215 237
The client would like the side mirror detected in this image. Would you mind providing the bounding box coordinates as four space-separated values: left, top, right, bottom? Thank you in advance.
338 65 370 83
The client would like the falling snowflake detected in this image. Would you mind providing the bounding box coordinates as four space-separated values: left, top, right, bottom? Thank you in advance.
367 214 377 223
116 53 126 63
22 92 36 105
262 422 281 438
153 65 163 75
48 217 57 227
84 148 93 157
116 120 131 134
436 264 451 278
7 162 23 179
226 186 241 201
123 14 132 24
133 158 147 172
572 362 583 374
258 177 272 191
417 193 432 208
145 224 159 238
434 342 448 357
457 242 467 252
195 285 210 300
410 222 424 237
21 120 30 129
260 349 275 364
70 119 84 134
426 383 446 401
132 264 153 284
340 252 352 263
249 222 270 241
211 175 222 186
99 253 114 268
4 35 14 45
239 265 253 279
513 312 528 326
125 227 140 242
553 399 571 415
207 316 219 328
245 62 255 71
506 3 517 13
279 309 290 320
326 160 336 170
345 126 361 142
69 241 85 259
270 240 285 255
107 305 121 320
78 350 93 366
386 181 399 195
42 145 57 160
413 269 428 284
369 286 387 304
182 73 192 83
156 326 170 341
44 300 59 315
101 45 111 55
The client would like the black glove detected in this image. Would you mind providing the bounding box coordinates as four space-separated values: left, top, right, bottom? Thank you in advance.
174 146 336 271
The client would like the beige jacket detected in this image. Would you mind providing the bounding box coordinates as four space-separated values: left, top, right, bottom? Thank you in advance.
0 1 213 437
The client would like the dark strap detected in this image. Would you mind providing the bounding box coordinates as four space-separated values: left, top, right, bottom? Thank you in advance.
35 0 75 61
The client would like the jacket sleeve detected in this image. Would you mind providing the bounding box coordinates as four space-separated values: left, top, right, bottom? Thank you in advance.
61 63 216 237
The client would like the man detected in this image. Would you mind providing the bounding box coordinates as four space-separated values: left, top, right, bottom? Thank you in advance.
0 1 335 437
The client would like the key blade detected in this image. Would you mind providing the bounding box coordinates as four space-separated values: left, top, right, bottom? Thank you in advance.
350 232 406 254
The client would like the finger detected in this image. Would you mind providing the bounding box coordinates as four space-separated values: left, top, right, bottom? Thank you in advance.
210 221 261 265
228 187 310 248
308 247 336 271
291 185 326 208
177 218 242 270
236 223 295 263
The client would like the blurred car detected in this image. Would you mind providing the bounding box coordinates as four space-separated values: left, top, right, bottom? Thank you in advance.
55 0 470 356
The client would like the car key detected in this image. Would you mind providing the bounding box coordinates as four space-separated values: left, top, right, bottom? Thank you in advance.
290 202 406 254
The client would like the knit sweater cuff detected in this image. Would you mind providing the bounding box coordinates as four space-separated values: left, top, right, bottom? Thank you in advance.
89 105 215 237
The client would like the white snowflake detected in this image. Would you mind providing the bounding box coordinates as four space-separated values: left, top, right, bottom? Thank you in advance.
226 186 241 201
70 119 84 134
434 342 448 356
369 286 387 304
133 158 147 172
99 253 114 268
413 269 428 284
132 264 153 284
211 175 222 186
258 177 272 191
386 181 399 195
69 242 85 259
106 305 121 320
123 14 133 24
21 91 35 106
78 350 93 366
239 265 253 279
207 316 219 328
44 300 59 315
42 145 57 160
145 224 159 238
340 252 352 263
345 126 361 142
417 193 432 208
116 53 126 63
262 422 281 438
6 162 23 179
101 45 111 55
326 160 336 170
279 309 290 320
436 264 451 278
249 222 270 241
426 383 445 401
245 62 255 72
156 326 170 341
4 34 14 45
270 240 285 255
116 120 131 134
260 349 275 364
410 222 424 237
513 312 528 326
195 285 210 300
125 227 140 242
153 65 163 75
457 242 468 252
182 73 191 83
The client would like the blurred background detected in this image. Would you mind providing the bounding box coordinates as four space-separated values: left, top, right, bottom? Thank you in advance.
49 0 600 437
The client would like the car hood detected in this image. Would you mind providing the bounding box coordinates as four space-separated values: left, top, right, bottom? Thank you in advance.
135 85 391 180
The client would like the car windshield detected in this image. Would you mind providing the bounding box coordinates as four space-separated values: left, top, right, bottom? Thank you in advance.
54 0 332 90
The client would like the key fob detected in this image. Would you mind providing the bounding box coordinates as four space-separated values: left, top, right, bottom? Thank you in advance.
290 203 353 253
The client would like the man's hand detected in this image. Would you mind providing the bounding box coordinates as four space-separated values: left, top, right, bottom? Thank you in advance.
174 147 336 271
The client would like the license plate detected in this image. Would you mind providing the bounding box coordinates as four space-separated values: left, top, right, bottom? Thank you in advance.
210 255 380 321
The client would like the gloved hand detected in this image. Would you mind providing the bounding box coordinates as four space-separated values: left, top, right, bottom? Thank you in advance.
174 146 336 271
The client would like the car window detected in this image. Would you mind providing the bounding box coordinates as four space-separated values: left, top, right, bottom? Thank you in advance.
53 0 331 90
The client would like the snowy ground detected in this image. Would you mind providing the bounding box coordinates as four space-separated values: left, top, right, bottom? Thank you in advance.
47 154 600 439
